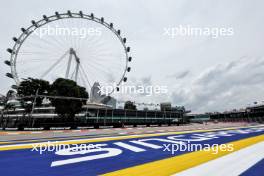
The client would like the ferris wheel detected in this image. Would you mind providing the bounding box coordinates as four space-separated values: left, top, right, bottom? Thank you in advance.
5 10 132 94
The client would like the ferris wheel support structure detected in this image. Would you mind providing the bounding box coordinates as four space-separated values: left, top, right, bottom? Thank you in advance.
65 48 80 82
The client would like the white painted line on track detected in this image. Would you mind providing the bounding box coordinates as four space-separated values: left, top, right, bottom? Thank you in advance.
157 130 165 132
147 131 155 133
118 132 128 135
30 132 43 134
53 131 63 133
7 132 20 135
72 130 82 132
173 142 264 176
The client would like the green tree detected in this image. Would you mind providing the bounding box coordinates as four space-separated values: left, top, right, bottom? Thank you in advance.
124 101 137 110
0 94 6 106
49 78 89 126
17 78 50 107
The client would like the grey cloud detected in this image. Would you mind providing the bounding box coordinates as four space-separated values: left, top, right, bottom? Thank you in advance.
170 57 264 113
141 76 152 86
167 70 190 80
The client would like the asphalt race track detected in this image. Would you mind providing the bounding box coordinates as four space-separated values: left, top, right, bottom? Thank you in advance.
0 124 263 176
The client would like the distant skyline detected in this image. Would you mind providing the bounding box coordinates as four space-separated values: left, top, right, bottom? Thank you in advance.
1 0 264 113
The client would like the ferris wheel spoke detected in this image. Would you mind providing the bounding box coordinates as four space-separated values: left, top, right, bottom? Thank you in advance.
78 71 87 89
83 63 119 84
57 19 73 49
79 64 92 88
46 20 74 50
30 33 68 52
70 69 76 80
84 55 124 72
49 34 71 52
19 51 61 55
76 19 86 52
89 56 124 65
87 54 125 68
17 56 66 75
27 33 68 52
77 24 99 46
86 59 124 70
21 41 66 56
22 41 55 52
40 49 69 79
81 64 109 84
55 19 72 49
77 30 106 53
66 19 75 49
73 19 81 50
18 53 62 60
83 59 113 75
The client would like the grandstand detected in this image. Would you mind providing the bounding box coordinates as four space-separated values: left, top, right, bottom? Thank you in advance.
0 103 186 130
210 104 264 123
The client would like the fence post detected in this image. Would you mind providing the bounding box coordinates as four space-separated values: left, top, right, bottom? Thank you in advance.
112 109 114 123
96 109 99 123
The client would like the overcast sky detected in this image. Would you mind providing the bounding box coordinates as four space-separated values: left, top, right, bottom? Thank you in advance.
1 0 264 113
